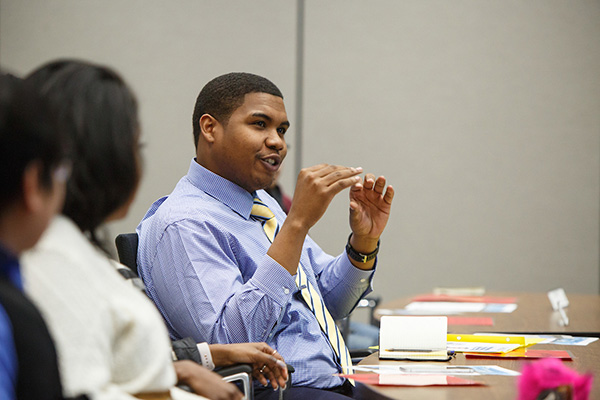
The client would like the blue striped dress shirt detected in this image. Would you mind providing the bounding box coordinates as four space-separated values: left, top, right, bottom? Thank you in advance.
137 159 375 388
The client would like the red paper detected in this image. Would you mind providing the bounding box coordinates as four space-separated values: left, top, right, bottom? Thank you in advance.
411 294 517 304
447 316 494 326
338 373 485 387
465 349 572 360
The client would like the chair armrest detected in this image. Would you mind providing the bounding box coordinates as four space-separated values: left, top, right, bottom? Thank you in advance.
216 362 295 398
215 363 253 378
285 364 295 390
217 364 254 400
350 348 376 364
178 364 255 397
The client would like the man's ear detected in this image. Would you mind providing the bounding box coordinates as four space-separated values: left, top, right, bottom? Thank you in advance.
21 162 46 213
199 114 220 144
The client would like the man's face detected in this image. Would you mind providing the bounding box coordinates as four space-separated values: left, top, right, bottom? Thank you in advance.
209 92 289 193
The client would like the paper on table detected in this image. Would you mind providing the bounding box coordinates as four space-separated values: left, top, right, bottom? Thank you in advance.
378 307 463 316
411 294 518 304
404 302 517 313
447 341 521 353
474 333 598 346
447 333 542 353
465 349 573 360
398 365 478 375
379 316 448 361
447 316 494 326
474 332 554 344
433 286 486 296
552 336 599 346
337 373 485 387
483 303 518 313
405 301 486 313
353 364 521 376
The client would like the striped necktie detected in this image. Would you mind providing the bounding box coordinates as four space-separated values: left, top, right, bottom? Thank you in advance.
251 197 279 242
250 197 353 375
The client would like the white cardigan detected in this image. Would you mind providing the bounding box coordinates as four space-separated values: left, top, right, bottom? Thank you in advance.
22 215 205 400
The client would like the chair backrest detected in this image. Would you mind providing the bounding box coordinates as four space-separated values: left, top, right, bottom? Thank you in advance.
115 233 139 276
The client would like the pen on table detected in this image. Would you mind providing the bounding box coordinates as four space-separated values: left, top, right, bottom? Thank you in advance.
385 348 434 352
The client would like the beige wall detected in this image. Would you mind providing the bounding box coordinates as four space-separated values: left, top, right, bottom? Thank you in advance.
1 1 598 304
302 1 600 298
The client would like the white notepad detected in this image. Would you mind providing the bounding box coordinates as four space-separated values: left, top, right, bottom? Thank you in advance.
379 316 449 361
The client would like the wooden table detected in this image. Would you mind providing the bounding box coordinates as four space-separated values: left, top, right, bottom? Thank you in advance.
354 341 600 399
374 292 600 336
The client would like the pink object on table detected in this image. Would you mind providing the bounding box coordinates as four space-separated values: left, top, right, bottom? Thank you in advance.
518 358 593 400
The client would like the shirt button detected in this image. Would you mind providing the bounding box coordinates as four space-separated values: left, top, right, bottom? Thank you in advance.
283 288 290 294
360 279 366 282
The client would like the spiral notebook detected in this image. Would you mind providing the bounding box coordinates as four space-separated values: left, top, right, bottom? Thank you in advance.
379 316 449 361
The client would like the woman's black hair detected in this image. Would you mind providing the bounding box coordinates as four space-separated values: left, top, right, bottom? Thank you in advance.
26 60 141 249
0 72 69 211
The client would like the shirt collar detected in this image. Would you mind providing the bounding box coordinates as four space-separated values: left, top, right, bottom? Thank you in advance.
187 159 256 219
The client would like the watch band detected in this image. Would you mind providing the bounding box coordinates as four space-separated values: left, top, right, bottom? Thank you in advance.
345 234 380 263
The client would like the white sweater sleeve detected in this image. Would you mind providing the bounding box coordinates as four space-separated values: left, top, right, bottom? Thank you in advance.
21 217 208 400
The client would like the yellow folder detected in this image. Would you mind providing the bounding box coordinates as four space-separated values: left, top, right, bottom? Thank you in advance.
447 334 544 349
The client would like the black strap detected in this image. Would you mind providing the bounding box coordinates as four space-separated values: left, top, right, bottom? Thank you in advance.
171 337 202 364
0 278 64 399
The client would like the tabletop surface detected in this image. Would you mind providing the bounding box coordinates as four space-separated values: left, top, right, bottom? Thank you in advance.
374 292 600 335
358 291 600 399
355 340 600 400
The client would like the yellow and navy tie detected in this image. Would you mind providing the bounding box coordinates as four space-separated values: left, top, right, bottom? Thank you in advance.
251 197 279 242
250 197 353 375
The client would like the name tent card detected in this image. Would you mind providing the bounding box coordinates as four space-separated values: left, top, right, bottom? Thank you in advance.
547 288 570 326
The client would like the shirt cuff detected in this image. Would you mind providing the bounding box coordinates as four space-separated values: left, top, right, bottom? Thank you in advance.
196 342 215 371
251 254 297 307
340 253 377 288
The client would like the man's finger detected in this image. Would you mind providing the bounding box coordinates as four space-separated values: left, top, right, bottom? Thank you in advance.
320 167 362 187
363 174 376 190
329 175 361 195
373 176 387 194
383 185 395 204
257 351 288 383
302 163 329 173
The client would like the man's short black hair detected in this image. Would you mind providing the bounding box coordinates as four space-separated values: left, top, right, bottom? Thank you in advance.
0 72 69 212
26 60 140 247
192 72 283 149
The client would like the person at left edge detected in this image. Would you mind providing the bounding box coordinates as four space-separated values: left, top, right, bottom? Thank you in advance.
20 61 287 400
0 72 85 399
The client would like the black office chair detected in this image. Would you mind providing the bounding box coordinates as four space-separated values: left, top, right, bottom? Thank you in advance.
114 233 293 398
115 233 139 276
